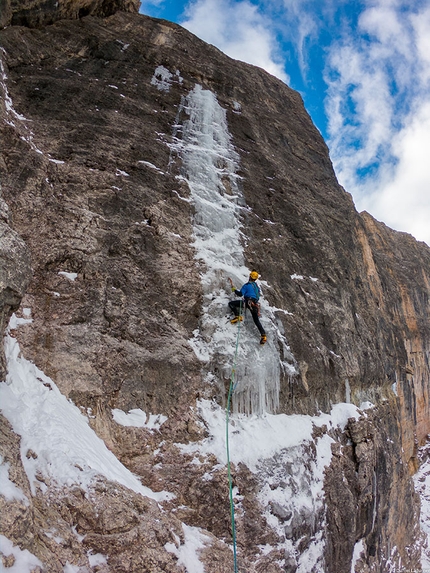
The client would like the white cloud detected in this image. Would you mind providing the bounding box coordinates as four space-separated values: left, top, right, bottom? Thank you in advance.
362 100 430 244
181 0 288 82
324 0 430 245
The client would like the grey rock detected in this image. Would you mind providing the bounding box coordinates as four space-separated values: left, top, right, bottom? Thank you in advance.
0 220 31 379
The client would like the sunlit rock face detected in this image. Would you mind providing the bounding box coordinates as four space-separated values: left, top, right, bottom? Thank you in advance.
0 9 429 573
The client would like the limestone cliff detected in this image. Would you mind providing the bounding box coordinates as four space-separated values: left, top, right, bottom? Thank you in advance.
1 0 140 28
0 8 429 573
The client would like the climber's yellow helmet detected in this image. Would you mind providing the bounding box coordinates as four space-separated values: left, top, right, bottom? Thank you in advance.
249 271 259 280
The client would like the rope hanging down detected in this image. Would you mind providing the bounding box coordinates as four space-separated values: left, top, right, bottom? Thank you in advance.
226 299 243 573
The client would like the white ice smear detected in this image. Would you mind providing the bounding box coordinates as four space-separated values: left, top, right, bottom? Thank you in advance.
138 160 165 174
165 524 211 573
350 539 365 572
151 65 173 92
169 84 296 415
0 535 43 573
112 408 167 431
87 551 108 567
58 271 78 281
151 66 183 92
0 317 173 502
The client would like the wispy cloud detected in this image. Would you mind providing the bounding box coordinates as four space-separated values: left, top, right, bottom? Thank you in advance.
325 0 430 244
180 0 289 82
364 100 430 242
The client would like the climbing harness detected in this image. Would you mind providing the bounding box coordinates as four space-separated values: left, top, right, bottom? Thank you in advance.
247 298 261 317
226 298 242 573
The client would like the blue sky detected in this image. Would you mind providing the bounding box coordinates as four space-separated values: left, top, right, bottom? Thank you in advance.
140 0 430 246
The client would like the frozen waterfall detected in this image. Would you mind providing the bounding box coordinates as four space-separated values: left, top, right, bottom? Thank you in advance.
169 84 295 415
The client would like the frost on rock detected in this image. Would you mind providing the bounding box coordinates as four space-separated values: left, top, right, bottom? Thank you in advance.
169 84 296 415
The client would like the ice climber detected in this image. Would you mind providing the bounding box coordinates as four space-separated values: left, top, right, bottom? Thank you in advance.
228 271 267 345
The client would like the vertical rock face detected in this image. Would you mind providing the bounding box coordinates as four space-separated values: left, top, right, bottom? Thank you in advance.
0 197 31 378
2 0 140 28
0 10 429 573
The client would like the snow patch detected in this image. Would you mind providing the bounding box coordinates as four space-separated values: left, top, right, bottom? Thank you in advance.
0 455 30 506
178 399 360 470
0 535 43 573
232 100 242 113
0 317 173 502
63 563 79 573
350 539 365 572
58 271 78 281
165 524 211 573
138 160 165 174
112 408 167 431
87 551 108 567
1 50 28 122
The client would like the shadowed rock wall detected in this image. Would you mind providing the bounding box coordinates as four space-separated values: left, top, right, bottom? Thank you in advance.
1 0 140 28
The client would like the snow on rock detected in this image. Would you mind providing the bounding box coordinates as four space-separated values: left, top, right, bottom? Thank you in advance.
137 160 165 174
178 399 360 469
1 49 28 124
87 551 108 567
177 399 362 572
413 444 430 570
112 408 167 431
58 271 78 281
0 535 43 572
350 539 366 572
0 455 29 506
169 83 296 415
165 523 211 573
0 316 173 502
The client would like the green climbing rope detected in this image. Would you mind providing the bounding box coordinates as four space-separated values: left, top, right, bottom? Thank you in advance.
226 299 243 573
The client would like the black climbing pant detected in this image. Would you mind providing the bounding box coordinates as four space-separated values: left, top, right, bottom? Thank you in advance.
229 300 266 336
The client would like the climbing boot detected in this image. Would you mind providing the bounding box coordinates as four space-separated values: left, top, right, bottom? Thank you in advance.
260 334 267 345
230 316 243 324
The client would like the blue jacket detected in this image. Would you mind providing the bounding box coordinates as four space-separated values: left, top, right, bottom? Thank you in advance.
235 281 261 301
